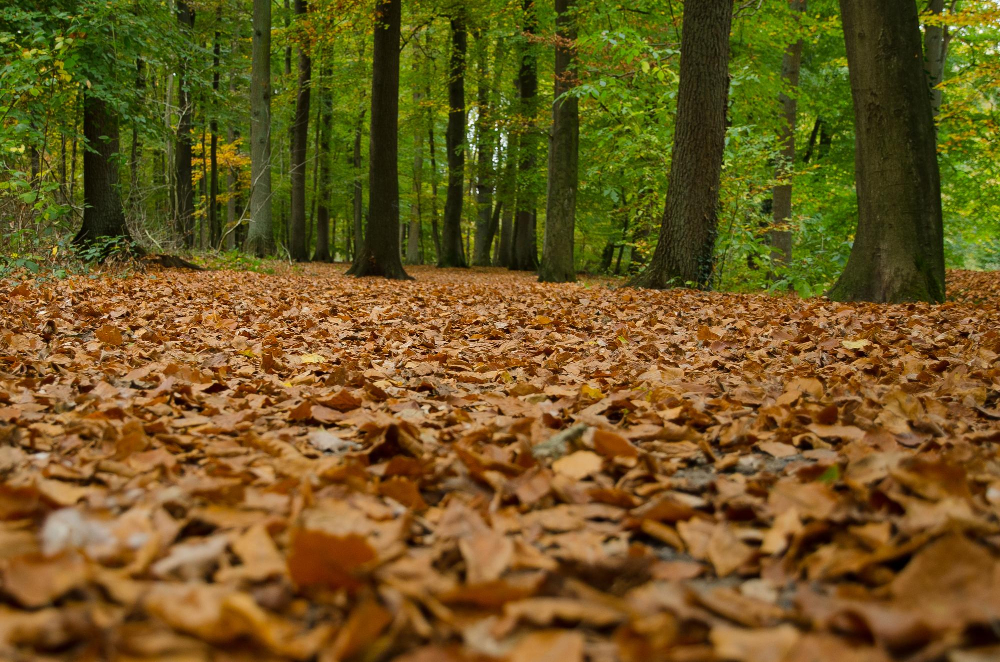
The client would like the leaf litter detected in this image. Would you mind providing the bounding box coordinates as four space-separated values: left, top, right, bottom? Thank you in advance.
0 265 998 661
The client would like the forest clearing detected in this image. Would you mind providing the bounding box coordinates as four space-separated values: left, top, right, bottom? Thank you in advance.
0 265 998 660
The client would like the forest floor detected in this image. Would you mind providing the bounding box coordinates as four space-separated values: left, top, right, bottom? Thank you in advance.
1 265 999 662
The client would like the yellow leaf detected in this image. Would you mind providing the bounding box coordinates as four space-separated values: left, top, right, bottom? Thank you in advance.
300 353 326 364
841 339 871 350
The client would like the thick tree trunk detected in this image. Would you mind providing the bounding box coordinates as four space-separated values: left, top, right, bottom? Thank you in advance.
769 0 805 271
406 68 424 265
314 68 333 262
511 0 539 271
210 18 221 248
472 37 501 267
828 0 945 303
630 0 732 289
74 94 135 247
245 0 274 256
347 0 410 279
540 0 579 283
440 14 468 268
175 1 196 248
289 0 311 261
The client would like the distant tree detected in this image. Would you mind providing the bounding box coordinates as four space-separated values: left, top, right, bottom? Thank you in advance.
175 1 195 248
245 0 275 256
539 0 579 283
510 0 540 272
313 68 334 262
630 0 733 289
472 36 502 267
289 0 312 261
347 0 410 279
439 13 468 268
828 0 944 302
406 58 424 265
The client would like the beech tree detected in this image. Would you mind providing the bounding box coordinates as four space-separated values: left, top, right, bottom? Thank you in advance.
828 0 945 303
175 1 195 248
439 13 468 268
347 0 410 279
539 0 579 283
289 0 312 261
631 0 733 289
245 0 275 256
510 0 540 272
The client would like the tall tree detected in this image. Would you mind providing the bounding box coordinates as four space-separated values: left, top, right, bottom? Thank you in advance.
347 0 410 279
510 0 539 271
209 9 221 248
539 0 579 283
630 0 732 289
406 60 424 265
828 0 944 302
769 0 806 270
175 1 196 248
245 0 275 256
471 36 501 267
924 0 953 120
314 68 333 262
440 13 468 268
74 94 135 248
289 0 312 261
352 109 365 258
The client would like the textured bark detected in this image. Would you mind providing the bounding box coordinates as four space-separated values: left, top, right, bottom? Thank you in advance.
923 0 951 120
540 0 579 283
769 0 805 271
314 68 333 262
510 0 540 272
289 0 311 261
210 17 221 248
175 1 196 248
440 14 468 268
630 0 732 290
347 0 410 279
406 65 424 265
472 37 501 267
828 0 944 303
74 94 135 247
245 0 274 256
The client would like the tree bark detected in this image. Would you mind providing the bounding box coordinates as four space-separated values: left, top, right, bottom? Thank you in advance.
495 135 517 267
347 0 410 279
289 0 312 261
74 94 135 248
472 37 502 267
175 1 196 248
246 0 274 256
314 68 333 262
540 0 579 283
440 14 468 268
630 0 732 289
210 15 221 248
769 0 805 271
406 62 424 265
511 0 540 271
351 109 365 259
923 0 950 120
828 0 945 303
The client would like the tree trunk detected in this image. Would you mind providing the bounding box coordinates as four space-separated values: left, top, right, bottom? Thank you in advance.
511 0 539 271
175 1 196 248
440 14 468 268
630 0 732 289
129 58 145 219
406 62 424 265
347 0 411 279
923 0 950 120
246 0 274 256
352 110 365 259
210 17 221 248
289 0 312 261
495 135 517 267
225 28 241 251
74 94 135 248
428 112 442 261
828 0 945 303
540 0 579 283
314 68 333 262
769 0 805 271
472 37 502 267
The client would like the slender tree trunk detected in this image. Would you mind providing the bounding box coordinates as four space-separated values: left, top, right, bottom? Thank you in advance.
923 0 951 120
439 14 468 267
828 0 945 303
472 37 501 266
225 29 241 251
289 0 312 261
175 1 196 248
347 0 410 279
210 16 221 248
630 0 732 289
540 0 579 283
352 110 365 259
284 0 292 76
314 67 333 262
769 0 806 271
406 62 424 265
495 135 517 266
428 111 442 261
246 0 274 256
74 94 135 248
511 0 539 271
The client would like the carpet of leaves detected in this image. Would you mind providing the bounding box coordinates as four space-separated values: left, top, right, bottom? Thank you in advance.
1 266 999 662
